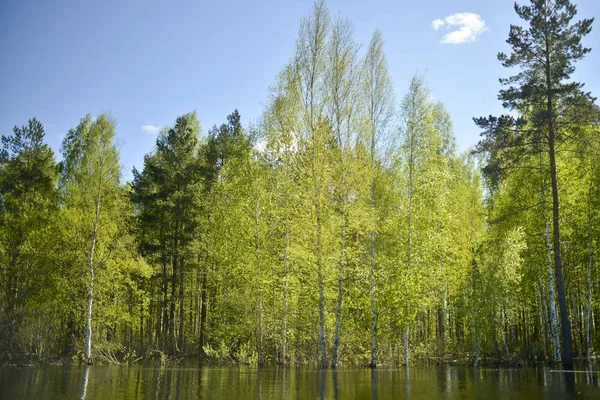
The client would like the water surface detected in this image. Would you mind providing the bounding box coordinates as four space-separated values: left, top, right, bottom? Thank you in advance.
1 364 599 399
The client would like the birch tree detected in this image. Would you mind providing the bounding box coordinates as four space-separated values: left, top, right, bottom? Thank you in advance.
362 29 393 368
61 114 124 364
294 0 331 368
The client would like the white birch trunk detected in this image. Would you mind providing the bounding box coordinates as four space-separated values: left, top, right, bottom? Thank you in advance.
85 180 102 364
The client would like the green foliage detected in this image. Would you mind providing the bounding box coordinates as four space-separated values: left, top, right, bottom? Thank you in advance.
1 0 598 369
0 118 59 359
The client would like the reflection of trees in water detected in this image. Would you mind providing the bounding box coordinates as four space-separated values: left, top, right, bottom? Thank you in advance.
154 367 162 399
404 366 410 398
436 366 447 394
564 371 575 394
333 369 339 400
319 369 326 400
197 361 204 399
6 364 600 399
256 367 263 400
79 366 90 400
370 368 377 400
281 367 286 400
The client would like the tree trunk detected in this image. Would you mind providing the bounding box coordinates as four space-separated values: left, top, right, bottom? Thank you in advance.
198 266 208 357
370 179 377 369
315 171 327 368
139 302 144 351
539 154 562 363
586 179 593 368
548 141 573 369
85 177 102 365
440 292 447 343
332 272 343 368
332 173 347 368
178 256 185 353
317 217 327 368
282 223 289 365
403 325 410 365
258 294 263 366
537 281 549 358
169 255 177 354
84 271 94 364
255 210 264 366
159 250 168 349
501 309 510 358
421 311 427 347
545 33 573 370
492 314 501 360
474 330 481 368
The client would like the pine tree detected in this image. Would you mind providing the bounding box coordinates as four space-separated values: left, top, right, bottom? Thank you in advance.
0 118 59 355
474 0 595 370
131 112 202 354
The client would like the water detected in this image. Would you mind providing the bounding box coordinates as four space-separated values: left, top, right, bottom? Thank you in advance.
1 364 599 399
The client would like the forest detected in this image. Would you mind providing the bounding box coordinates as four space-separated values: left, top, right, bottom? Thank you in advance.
0 0 598 371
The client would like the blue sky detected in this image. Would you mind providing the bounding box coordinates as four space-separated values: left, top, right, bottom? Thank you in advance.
1 0 598 181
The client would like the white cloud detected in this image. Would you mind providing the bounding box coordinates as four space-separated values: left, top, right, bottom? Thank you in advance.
141 124 162 134
431 18 445 30
431 13 488 44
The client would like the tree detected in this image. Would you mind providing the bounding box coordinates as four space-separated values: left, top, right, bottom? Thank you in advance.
196 111 259 362
392 75 457 364
263 67 304 364
362 29 394 368
326 15 361 368
132 112 202 354
474 0 595 370
294 0 332 368
0 118 59 357
60 114 134 364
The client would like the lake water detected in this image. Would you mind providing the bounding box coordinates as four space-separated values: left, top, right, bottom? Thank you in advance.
1 364 599 399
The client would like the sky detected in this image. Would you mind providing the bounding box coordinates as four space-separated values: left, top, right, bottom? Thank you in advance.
1 0 598 181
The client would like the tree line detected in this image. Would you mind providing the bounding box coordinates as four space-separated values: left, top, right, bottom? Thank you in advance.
0 0 598 370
